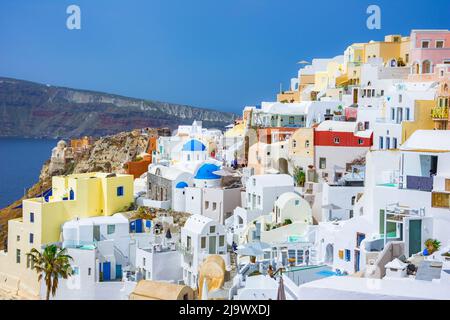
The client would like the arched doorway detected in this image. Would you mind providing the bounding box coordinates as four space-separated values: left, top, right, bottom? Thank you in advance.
278 158 288 174
422 60 431 74
324 244 334 264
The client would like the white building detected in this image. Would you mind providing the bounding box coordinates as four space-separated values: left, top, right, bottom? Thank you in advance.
180 215 229 289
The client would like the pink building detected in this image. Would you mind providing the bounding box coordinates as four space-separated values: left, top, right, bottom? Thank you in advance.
409 29 450 80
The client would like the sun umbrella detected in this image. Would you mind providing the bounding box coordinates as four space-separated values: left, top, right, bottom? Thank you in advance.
277 276 287 300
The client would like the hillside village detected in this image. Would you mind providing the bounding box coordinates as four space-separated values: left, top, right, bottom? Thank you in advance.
0 29 449 300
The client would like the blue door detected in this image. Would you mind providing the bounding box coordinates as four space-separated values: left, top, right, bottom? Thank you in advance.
103 262 111 281
116 264 122 279
135 219 143 233
130 221 136 232
354 250 360 272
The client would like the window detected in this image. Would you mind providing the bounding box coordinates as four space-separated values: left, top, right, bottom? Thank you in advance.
209 226 216 234
289 116 295 125
345 249 351 262
88 268 92 276
305 140 310 148
252 178 256 186
333 137 340 144
143 258 146 266
205 201 209 210
212 202 217 211
421 40 430 48
27 255 32 268
358 139 364 145
356 233 366 248
29 233 34 244
405 54 409 63
186 236 191 251
380 90 384 96
30 212 34 223
399 94 402 103
293 140 297 148
16 235 20 242
116 186 124 197
391 108 395 121
107 224 115 235
393 138 398 149
351 196 356 205
364 122 369 130
379 136 384 149
295 200 300 206
338 250 344 260
73 267 80 275
436 40 444 48
16 249 21 264
405 108 410 120
319 157 326 169
219 235 225 247
386 137 391 150
257 196 261 205
199 236 206 249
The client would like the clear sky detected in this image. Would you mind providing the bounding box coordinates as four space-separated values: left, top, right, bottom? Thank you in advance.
0 0 448 114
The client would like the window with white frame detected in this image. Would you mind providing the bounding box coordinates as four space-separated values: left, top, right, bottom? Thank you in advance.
421 40 430 48
107 224 115 235
436 40 444 48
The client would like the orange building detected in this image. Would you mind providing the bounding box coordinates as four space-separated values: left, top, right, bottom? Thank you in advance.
70 136 95 150
125 154 152 179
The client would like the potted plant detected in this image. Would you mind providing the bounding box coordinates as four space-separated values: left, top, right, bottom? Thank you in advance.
283 219 293 226
424 239 441 255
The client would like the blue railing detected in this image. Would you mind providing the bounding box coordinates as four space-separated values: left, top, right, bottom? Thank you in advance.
406 175 433 192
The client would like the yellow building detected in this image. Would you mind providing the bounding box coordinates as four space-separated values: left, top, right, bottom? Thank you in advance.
338 43 366 87
364 35 410 66
402 100 436 142
0 172 134 298
289 128 314 170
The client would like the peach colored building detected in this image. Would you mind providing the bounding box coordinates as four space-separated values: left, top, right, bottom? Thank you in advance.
409 29 450 79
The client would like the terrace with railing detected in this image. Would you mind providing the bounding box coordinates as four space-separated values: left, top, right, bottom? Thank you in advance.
431 106 449 120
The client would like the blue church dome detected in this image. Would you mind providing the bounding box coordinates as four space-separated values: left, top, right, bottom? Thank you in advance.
194 163 221 180
175 181 188 189
182 139 206 152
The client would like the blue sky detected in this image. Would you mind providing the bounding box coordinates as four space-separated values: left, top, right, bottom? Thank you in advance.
0 0 448 114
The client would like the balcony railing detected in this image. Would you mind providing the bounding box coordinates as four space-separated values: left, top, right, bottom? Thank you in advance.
431 107 449 120
406 175 433 192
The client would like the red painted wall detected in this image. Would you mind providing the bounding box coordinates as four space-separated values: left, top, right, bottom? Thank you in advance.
314 130 372 147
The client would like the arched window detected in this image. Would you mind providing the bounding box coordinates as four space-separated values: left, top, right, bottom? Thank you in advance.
422 60 431 74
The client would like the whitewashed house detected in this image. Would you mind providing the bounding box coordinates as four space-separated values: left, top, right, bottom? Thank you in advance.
179 215 229 289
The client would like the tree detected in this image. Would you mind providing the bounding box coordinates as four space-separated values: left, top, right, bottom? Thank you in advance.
27 244 73 300
293 166 306 187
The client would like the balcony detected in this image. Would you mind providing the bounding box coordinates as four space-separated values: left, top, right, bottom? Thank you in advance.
406 175 433 192
431 107 449 120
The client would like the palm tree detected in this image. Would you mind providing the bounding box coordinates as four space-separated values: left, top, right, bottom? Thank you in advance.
27 244 73 300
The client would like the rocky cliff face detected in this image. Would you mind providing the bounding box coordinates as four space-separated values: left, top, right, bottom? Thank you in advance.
0 77 236 139
0 130 151 250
